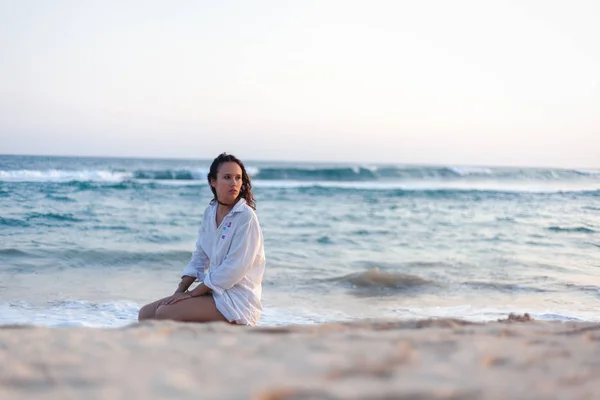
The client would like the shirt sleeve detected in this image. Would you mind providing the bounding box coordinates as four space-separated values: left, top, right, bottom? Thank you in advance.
181 226 209 281
203 215 263 295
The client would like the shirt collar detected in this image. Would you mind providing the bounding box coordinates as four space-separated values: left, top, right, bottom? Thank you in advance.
231 198 247 213
212 198 247 214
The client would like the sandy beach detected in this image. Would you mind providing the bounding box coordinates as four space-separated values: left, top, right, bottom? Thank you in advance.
1 315 599 399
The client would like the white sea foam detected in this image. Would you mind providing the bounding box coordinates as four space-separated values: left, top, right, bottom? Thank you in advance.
448 166 493 176
246 166 260 177
0 300 139 328
575 169 600 176
389 305 600 323
0 169 131 182
252 179 599 193
0 300 348 328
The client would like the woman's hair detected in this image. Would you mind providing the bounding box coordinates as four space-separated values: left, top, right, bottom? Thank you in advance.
207 153 256 210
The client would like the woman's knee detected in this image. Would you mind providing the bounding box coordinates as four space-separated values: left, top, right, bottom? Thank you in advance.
138 303 156 320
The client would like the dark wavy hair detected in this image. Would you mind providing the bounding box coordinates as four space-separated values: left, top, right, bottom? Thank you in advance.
207 153 256 210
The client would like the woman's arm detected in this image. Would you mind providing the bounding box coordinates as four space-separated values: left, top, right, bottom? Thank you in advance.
187 282 211 297
174 276 196 294
180 224 210 288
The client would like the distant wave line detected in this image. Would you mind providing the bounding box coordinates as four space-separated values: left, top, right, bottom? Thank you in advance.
1 166 599 184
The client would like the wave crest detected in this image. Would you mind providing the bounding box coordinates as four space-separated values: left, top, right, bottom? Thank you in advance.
329 267 434 296
2 165 599 196
0 169 129 182
547 226 596 234
255 167 377 181
133 169 206 180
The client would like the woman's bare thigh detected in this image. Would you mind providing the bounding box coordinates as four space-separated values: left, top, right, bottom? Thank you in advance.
154 295 229 323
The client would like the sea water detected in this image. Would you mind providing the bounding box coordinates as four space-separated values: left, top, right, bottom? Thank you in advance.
0 155 598 327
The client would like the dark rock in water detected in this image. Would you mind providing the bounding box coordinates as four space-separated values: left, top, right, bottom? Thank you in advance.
498 313 534 322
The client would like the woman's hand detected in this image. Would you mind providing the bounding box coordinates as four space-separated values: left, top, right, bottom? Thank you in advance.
164 292 192 305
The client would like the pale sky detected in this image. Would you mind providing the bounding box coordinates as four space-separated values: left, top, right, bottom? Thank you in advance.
0 0 598 168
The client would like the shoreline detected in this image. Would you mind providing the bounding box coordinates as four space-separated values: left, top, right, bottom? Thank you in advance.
1 315 599 399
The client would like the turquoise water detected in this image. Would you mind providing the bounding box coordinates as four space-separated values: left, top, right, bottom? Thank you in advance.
0 155 599 327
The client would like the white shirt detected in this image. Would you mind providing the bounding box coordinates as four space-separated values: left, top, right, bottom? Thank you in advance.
181 198 265 326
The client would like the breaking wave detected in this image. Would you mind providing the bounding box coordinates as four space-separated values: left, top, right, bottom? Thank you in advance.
2 165 600 183
327 267 435 296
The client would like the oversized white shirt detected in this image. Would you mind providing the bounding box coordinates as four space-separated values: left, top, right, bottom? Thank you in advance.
181 198 265 326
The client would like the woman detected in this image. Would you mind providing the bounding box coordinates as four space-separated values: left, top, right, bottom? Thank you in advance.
138 153 266 326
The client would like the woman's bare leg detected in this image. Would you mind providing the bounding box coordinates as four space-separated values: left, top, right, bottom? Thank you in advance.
138 296 172 321
154 295 229 323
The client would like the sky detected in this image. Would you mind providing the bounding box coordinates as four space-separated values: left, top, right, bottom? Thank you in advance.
0 0 598 168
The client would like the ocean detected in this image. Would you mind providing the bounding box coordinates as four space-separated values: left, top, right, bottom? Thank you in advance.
0 154 598 327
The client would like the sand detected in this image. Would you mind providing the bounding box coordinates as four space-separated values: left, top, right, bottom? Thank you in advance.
1 315 600 399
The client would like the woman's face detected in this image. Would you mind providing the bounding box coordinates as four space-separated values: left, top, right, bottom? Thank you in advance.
211 161 243 205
